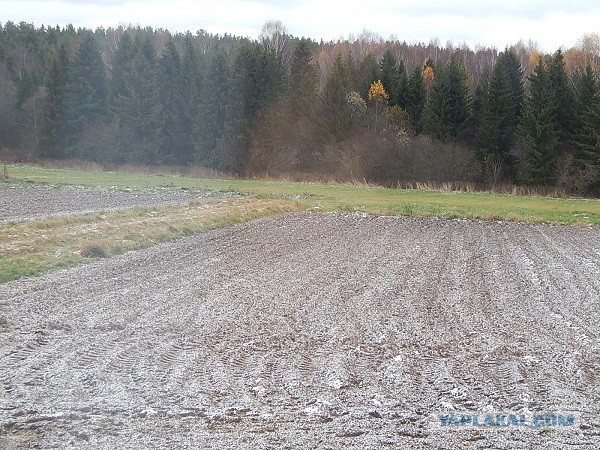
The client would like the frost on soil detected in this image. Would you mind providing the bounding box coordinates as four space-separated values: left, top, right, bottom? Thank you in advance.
0 213 599 448
0 186 203 222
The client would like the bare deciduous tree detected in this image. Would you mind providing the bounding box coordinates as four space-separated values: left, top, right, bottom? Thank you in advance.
259 20 292 74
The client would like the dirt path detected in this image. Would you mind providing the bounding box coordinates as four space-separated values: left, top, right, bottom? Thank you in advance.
1 213 599 448
0 186 201 222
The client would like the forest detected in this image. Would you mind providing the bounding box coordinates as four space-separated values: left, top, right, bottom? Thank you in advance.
0 21 598 195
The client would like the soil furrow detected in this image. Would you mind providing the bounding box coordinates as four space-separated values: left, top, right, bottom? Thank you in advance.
0 213 598 449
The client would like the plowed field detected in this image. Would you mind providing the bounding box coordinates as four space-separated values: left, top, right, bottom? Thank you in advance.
1 213 599 448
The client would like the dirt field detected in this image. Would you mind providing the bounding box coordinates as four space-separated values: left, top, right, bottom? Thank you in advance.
0 186 200 222
1 212 599 448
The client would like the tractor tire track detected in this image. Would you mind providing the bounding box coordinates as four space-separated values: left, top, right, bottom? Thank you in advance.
0 212 598 449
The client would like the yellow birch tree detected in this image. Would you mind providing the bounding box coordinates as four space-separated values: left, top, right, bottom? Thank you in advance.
368 80 389 131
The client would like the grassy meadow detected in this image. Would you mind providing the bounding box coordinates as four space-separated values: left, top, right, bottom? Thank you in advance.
6 164 600 223
1 163 598 283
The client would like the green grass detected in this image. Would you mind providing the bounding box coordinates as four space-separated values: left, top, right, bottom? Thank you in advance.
4 164 600 225
1 163 598 283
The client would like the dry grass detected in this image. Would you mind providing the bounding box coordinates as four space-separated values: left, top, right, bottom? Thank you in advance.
5 164 600 225
25 158 233 181
1 162 598 283
396 181 572 198
6 157 585 199
0 197 299 283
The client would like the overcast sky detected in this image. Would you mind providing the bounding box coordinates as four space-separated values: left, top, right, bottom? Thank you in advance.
2 0 599 51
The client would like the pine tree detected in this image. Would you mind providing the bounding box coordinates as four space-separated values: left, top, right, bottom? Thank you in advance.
518 57 558 185
423 56 470 142
39 43 69 158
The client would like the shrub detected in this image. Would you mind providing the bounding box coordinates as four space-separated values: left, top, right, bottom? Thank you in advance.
80 244 108 258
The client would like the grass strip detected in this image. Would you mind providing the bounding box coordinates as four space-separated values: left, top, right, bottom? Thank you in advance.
3 164 599 225
0 197 298 283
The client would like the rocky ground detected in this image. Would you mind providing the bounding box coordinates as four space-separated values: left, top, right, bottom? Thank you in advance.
0 212 599 448
0 186 200 221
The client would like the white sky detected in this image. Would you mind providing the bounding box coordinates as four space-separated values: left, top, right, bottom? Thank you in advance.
1 0 599 52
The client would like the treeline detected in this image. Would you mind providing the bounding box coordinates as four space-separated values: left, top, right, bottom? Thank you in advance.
0 21 598 194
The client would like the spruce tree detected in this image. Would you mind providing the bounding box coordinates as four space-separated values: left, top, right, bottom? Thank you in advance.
39 43 69 158
423 56 470 142
157 39 193 164
63 32 108 143
467 81 485 141
517 57 558 185
502 50 525 117
396 59 408 108
181 32 203 105
405 66 425 132
180 33 203 163
113 47 162 163
290 38 318 118
289 38 319 170
548 49 575 146
379 50 399 107
227 45 285 172
109 33 134 108
571 64 600 192
229 45 285 134
475 50 524 179
356 53 379 98
58 32 109 158
197 49 230 169
320 54 354 142
344 53 358 91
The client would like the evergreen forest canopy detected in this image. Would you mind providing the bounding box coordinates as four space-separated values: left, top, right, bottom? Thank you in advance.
0 21 598 195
